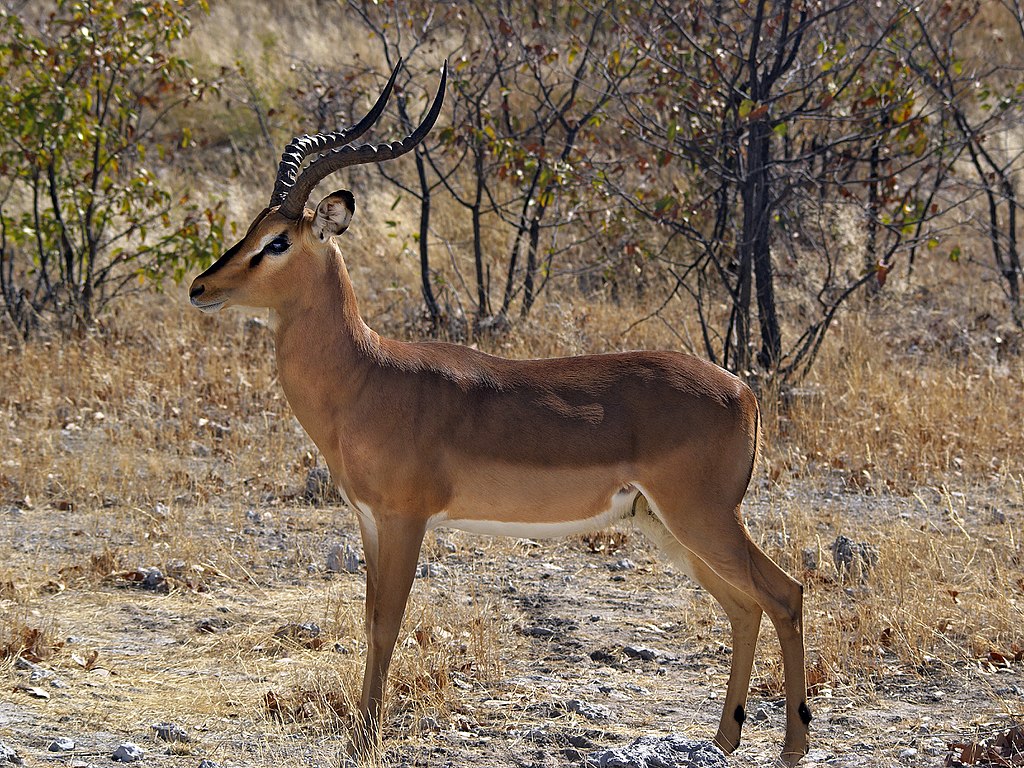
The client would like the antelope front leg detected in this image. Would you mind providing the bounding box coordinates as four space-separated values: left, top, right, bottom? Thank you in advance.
349 515 426 761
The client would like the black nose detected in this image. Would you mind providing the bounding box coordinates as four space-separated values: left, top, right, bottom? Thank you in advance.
189 284 205 300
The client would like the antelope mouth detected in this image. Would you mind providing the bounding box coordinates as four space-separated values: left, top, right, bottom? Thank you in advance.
191 296 227 313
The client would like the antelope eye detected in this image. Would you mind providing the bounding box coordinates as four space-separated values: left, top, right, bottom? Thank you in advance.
267 235 290 254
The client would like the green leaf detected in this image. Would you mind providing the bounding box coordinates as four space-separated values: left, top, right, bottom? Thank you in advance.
654 195 676 214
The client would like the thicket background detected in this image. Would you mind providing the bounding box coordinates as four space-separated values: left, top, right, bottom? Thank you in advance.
1 2 1022 767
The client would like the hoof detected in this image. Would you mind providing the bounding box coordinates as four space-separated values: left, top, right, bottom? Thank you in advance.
779 748 807 766
713 731 738 755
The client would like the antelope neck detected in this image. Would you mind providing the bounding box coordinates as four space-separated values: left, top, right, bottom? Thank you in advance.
272 249 379 428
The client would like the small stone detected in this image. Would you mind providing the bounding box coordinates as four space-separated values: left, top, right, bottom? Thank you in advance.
195 616 230 633
802 547 819 571
522 626 556 639
197 761 221 768
29 667 54 682
436 538 457 553
48 737 75 752
416 561 444 578
418 715 440 731
274 622 323 649
750 704 772 723
569 733 598 749
587 735 726 768
112 743 144 763
142 567 165 589
14 657 43 673
245 509 265 523
898 747 918 761
0 741 23 765
564 699 611 721
326 543 361 573
304 467 338 505
15 684 50 699
244 316 268 334
152 722 190 743
623 644 662 661
520 727 550 743
608 558 636 572
831 535 878 581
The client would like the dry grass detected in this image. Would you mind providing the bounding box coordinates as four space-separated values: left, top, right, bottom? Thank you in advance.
3 149 1023 762
2 269 1021 762
1 4 1022 764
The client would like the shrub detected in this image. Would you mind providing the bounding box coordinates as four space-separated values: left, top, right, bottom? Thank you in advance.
0 0 223 337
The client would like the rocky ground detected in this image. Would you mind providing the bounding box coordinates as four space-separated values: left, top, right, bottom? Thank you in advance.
1 482 1022 768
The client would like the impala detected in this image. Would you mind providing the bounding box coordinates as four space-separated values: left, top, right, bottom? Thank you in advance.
188 61 810 765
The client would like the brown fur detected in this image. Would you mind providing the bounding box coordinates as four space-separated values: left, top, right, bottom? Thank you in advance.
190 198 810 764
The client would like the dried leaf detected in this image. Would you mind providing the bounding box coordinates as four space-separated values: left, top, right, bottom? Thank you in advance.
988 649 1009 666
948 725 1024 766
15 684 50 700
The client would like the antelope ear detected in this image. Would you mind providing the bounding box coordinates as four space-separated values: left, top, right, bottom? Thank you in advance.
312 190 356 241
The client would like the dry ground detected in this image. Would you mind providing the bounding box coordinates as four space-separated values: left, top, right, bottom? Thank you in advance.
1 293 1023 768
1 480 1022 768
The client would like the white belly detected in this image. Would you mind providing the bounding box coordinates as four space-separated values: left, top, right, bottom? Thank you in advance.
429 485 640 539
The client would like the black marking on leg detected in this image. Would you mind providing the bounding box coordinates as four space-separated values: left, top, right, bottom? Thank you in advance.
734 704 746 726
798 700 812 725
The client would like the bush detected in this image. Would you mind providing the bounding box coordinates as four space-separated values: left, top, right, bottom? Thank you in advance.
0 0 223 337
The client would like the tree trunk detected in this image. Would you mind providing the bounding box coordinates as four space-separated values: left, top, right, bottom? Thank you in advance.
412 150 441 328
521 215 542 318
471 146 489 320
741 120 781 373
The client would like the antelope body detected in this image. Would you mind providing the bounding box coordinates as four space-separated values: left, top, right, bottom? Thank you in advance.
188 61 811 765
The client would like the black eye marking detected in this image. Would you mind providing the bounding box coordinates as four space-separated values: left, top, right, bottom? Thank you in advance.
249 233 290 269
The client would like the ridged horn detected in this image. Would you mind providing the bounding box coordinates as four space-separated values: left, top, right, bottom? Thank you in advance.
275 60 447 221
270 59 404 210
